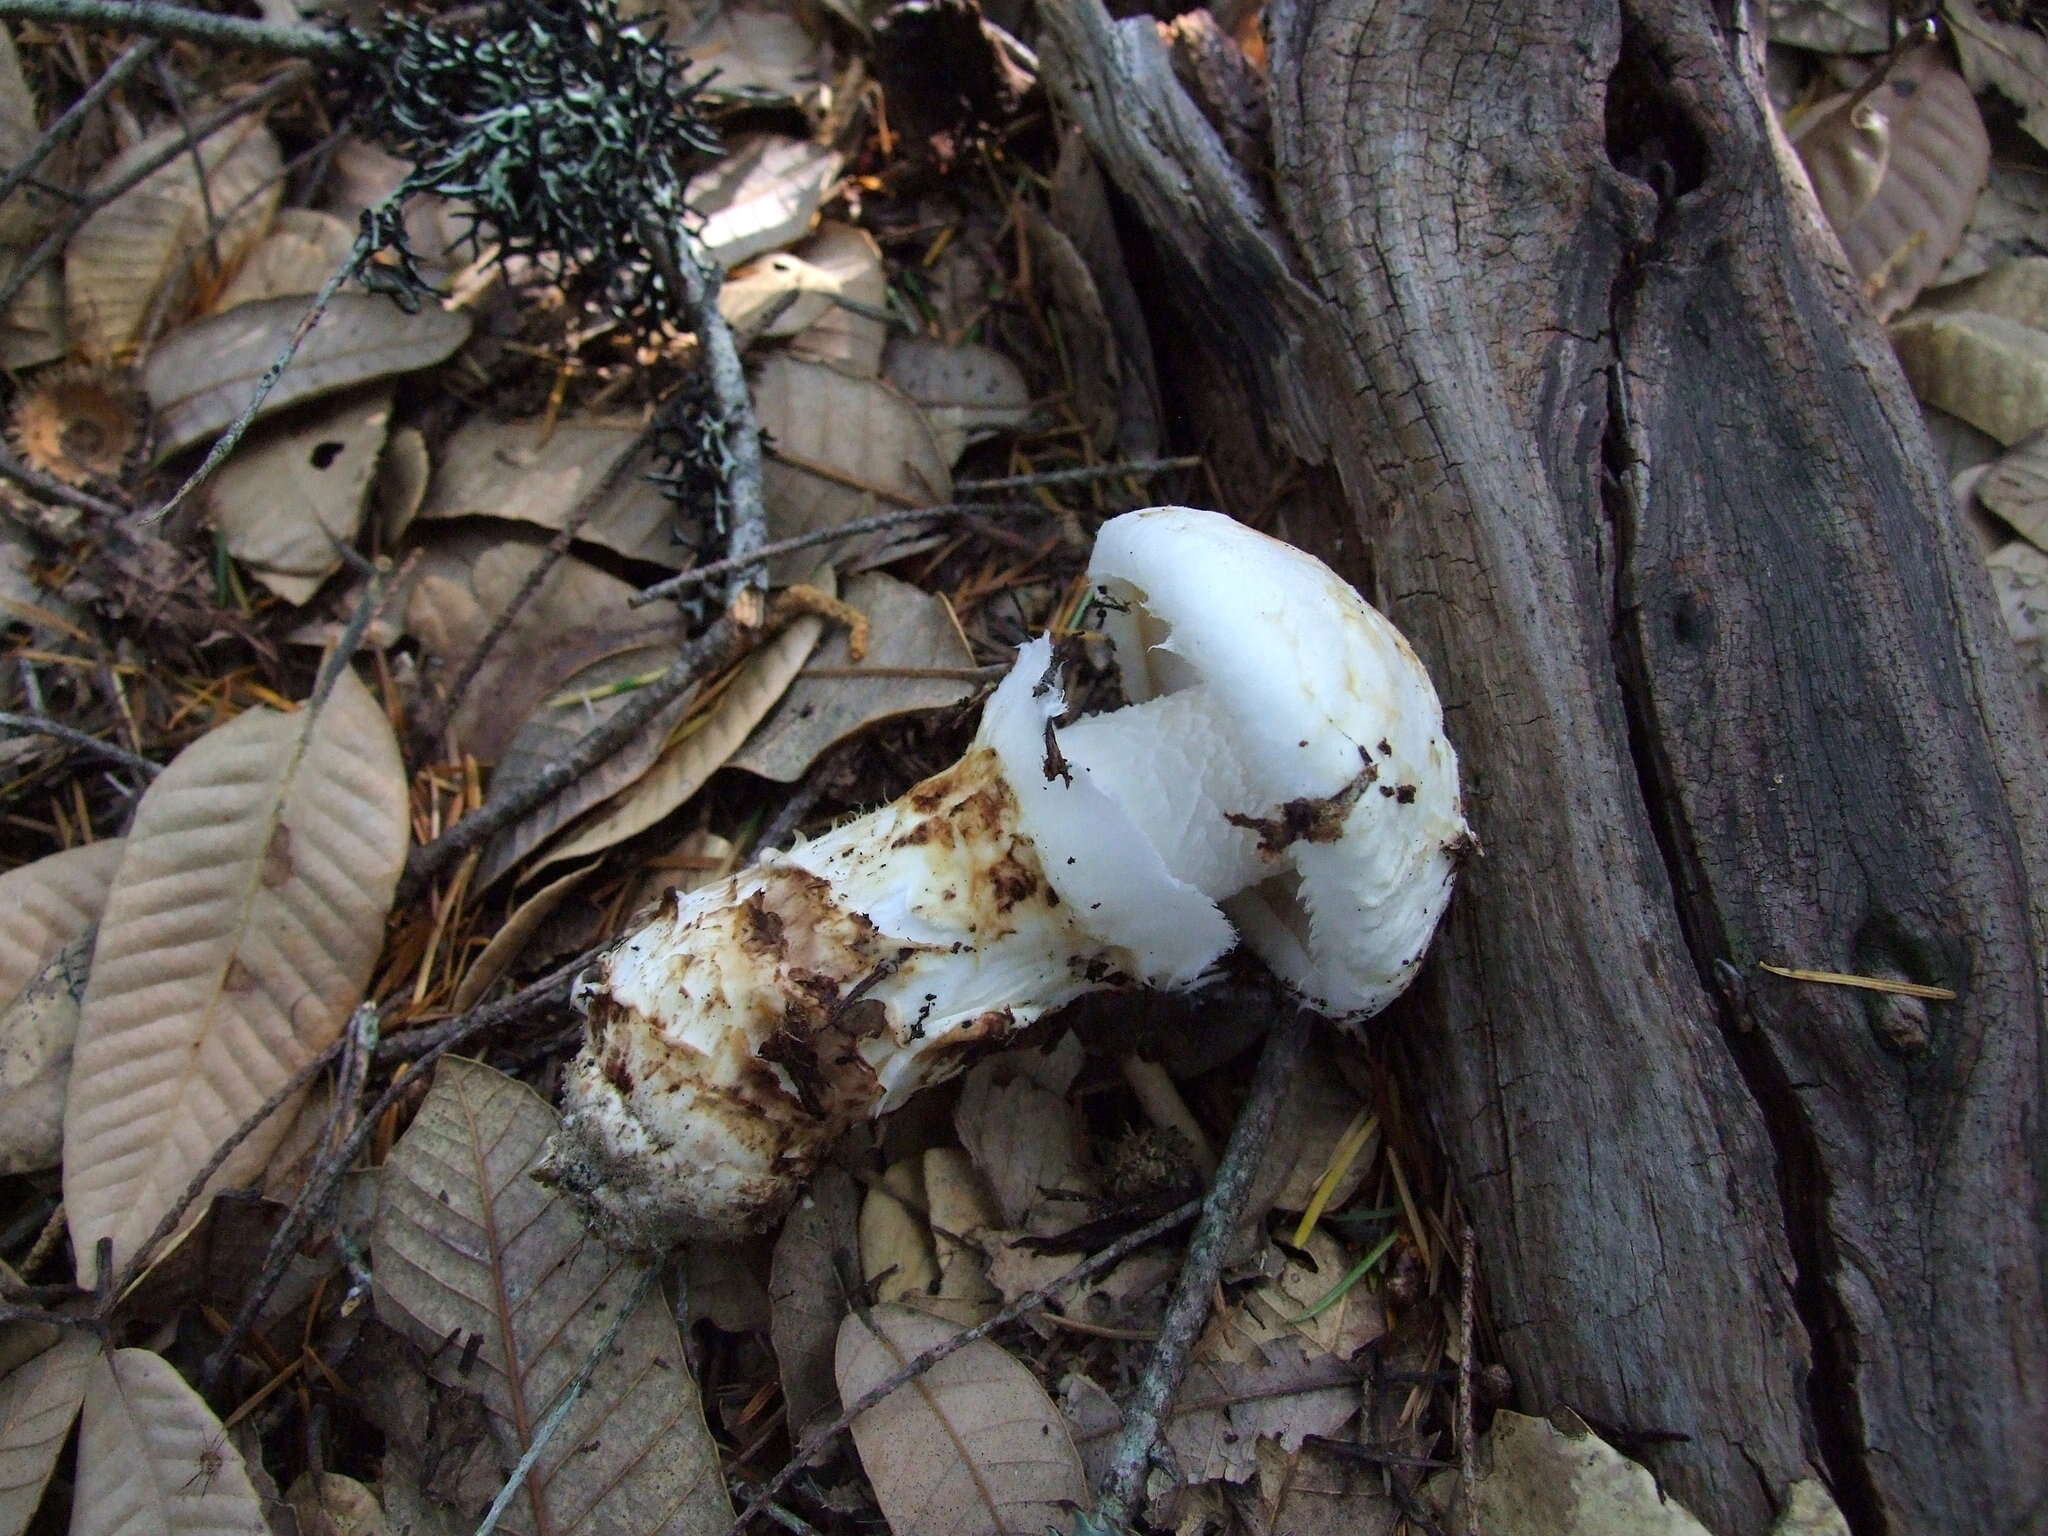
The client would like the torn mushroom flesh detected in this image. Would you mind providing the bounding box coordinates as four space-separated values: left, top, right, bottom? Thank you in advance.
539 507 1468 1247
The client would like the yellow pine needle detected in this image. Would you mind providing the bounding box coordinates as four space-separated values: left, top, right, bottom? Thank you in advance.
1758 963 1955 1000
1291 1108 1379 1248
1385 1140 1429 1270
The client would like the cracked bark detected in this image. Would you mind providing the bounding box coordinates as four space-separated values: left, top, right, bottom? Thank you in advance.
1045 0 2047 1531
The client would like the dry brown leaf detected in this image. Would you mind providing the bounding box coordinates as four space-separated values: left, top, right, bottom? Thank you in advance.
374 426 431 544
0 1330 98 1535
1231 1229 1385 1364
1764 0 1891 52
787 221 888 377
0 30 59 247
836 1303 1090 1536
1989 537 2048 676
531 590 830 873
769 1164 859 1436
144 293 469 458
1892 308 2048 444
1255 1038 1375 1215
471 642 692 889
63 669 408 1283
73 1347 269 1536
1796 53 1989 318
65 115 282 361
0 251 64 370
1427 1410 1716 1536
1980 426 2048 550
882 337 1032 464
202 389 391 604
720 251 843 340
371 1057 731 1536
0 839 123 1175
285 1471 390 1536
451 862 596 1011
953 1036 1094 1230
1793 90 1890 231
1237 1435 1401 1536
1922 255 2048 328
1049 127 1165 459
1019 204 1122 449
1947 0 2048 152
687 134 844 269
403 529 682 762
754 355 952 579
215 208 358 309
1938 157 2048 288
415 415 685 569
673 0 831 107
860 1152 1000 1328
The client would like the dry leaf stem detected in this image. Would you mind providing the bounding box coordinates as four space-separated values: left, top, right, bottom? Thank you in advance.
1095 1003 1314 1525
198 952 591 1391
724 1194 1205 1536
0 0 357 64
397 612 757 905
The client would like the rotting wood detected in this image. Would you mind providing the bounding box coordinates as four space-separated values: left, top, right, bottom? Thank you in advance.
1045 0 2048 1530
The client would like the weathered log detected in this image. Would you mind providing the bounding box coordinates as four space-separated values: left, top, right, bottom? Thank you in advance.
1043 0 2048 1531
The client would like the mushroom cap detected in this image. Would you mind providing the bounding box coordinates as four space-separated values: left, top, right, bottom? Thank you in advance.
1015 507 1468 1019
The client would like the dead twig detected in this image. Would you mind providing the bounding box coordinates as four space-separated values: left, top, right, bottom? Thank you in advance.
395 610 756 906
0 0 358 63
1094 1003 1314 1524
1457 1219 1479 1536
628 501 1052 609
954 456 1201 493
723 1195 1205 1536
0 447 130 521
0 35 158 213
0 710 160 779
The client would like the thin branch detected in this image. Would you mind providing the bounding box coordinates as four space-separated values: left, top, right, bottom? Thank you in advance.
1095 1004 1314 1523
0 447 129 521
954 456 1202 493
0 0 359 64
723 1196 1204 1536
1456 1219 1480 1536
627 501 1051 608
396 611 758 906
0 35 159 214
637 217 767 611
0 710 160 778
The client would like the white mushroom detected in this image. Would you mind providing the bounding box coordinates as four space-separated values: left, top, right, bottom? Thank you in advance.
539 507 1469 1247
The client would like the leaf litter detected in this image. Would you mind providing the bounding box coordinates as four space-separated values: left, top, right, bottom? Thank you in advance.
0 0 1867 1531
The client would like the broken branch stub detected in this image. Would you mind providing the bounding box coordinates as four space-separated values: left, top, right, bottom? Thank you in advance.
539 508 1469 1248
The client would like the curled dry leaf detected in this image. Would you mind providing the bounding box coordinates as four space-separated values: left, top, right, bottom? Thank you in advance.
769 1164 860 1436
1049 127 1164 459
754 354 953 579
686 134 845 269
787 221 889 377
1795 52 1988 319
1891 308 2048 444
883 337 1033 464
1937 158 2048 289
415 415 685 569
529 585 832 875
144 293 470 458
73 1347 268 1536
0 839 122 1174
1947 0 2048 153
1979 427 2048 551
65 115 282 361
1019 204 1123 449
0 1330 98 1535
374 425 431 544
836 1303 1090 1536
860 1151 1002 1328
215 208 358 309
1988 538 2048 688
202 389 392 605
0 29 60 246
285 1471 390 1536
1921 255 2048 329
63 670 408 1284
953 1036 1095 1230
450 861 597 1011
371 1057 731 1536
